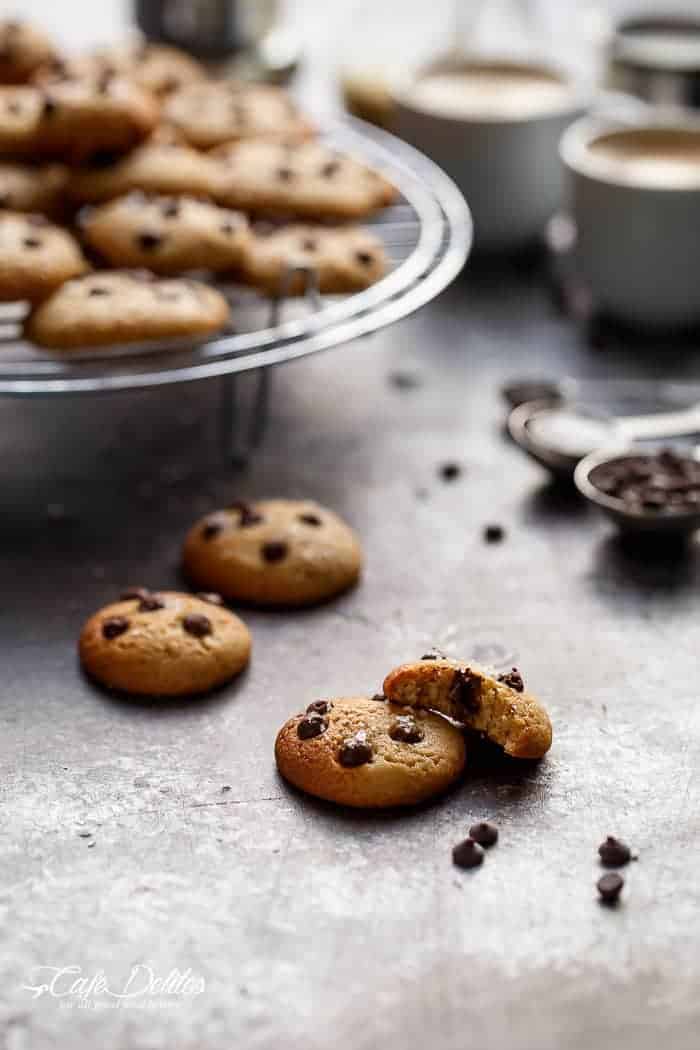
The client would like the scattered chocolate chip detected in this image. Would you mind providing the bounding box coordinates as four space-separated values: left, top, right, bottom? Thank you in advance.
298 512 321 526
389 715 424 743
137 231 162 251
355 250 373 266
439 462 461 482
78 831 93 838
452 838 484 869
498 668 524 692
202 518 224 540
183 613 212 638
306 699 333 715
88 286 109 296
22 237 41 249
196 592 225 607
276 166 294 181
468 822 499 847
102 616 129 640
120 587 151 601
229 500 263 527
261 541 288 563
370 693 386 702
449 667 480 714
338 729 373 767
321 160 340 177
297 711 327 739
597 872 624 904
138 594 165 612
598 836 632 868
484 524 505 543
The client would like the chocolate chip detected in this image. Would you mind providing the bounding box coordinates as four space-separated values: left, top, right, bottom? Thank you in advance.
23 237 41 249
161 200 180 218
137 231 162 251
138 594 165 612
301 237 317 252
102 616 130 640
298 512 321 526
498 668 524 692
120 587 151 601
276 166 294 181
355 250 373 266
196 592 225 607
338 729 373 767
484 524 505 543
202 518 224 540
597 872 624 904
297 711 327 739
598 836 632 868
321 160 340 177
261 541 288 563
183 613 212 638
220 221 236 235
88 286 109 296
306 699 333 715
370 693 386 702
449 667 480 714
439 462 461 482
389 715 424 743
229 500 263 527
6 99 21 115
42 96 57 118
452 838 484 869
469 822 499 847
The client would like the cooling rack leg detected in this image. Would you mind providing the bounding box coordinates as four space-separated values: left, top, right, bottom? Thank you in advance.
219 368 272 467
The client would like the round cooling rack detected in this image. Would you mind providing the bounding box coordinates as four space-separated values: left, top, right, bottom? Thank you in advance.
0 117 472 398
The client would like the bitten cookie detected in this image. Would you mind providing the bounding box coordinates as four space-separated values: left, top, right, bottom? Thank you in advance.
68 141 225 204
79 589 251 697
382 658 552 760
275 696 467 808
183 499 362 607
0 19 53 84
164 81 314 150
25 270 229 349
213 141 398 220
0 161 69 216
240 224 387 295
0 212 87 302
81 192 249 274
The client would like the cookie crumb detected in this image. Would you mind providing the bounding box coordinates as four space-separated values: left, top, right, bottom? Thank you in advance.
597 872 624 904
483 524 505 544
439 462 461 482
452 838 484 870
468 821 498 847
598 836 632 868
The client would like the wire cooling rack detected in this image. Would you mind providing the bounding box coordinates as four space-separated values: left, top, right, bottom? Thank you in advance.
0 116 471 402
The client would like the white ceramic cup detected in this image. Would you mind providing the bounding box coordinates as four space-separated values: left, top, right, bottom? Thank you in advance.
391 57 587 251
561 113 700 327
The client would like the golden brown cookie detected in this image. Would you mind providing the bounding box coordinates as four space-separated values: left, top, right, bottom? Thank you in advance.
87 40 207 97
164 81 314 150
239 224 387 295
183 499 362 607
68 140 224 204
0 19 54 84
0 212 87 302
25 270 229 349
382 658 552 760
275 696 467 808
80 589 251 697
213 140 398 220
0 161 69 216
81 191 249 274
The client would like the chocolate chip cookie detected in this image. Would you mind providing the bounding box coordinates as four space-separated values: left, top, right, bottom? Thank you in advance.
80 590 251 697
183 499 362 607
239 224 387 295
382 658 552 759
68 140 225 204
25 270 229 349
81 191 250 274
0 212 87 302
275 696 467 808
0 19 53 84
164 81 314 150
89 40 207 97
0 161 69 216
213 141 398 220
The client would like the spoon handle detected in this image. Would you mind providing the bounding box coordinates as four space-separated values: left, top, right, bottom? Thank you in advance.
617 404 700 441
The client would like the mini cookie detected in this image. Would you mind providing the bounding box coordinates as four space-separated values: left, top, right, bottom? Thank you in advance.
79 589 251 697
382 659 552 760
0 212 87 302
183 499 362 607
213 141 397 220
25 270 229 349
240 224 387 295
275 696 467 808
0 161 69 216
81 192 249 274
0 19 53 84
164 81 314 150
68 140 224 204
0 76 159 161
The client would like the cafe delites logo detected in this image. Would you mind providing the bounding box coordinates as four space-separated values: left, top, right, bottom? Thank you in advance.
22 964 206 1008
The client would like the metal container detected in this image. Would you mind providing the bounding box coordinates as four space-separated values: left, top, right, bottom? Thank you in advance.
134 0 278 60
609 16 700 109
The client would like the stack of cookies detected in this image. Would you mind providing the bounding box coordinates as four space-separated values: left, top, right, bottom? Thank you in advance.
0 19 397 352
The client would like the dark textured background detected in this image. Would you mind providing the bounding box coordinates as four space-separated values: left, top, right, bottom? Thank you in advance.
2 3 700 1048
